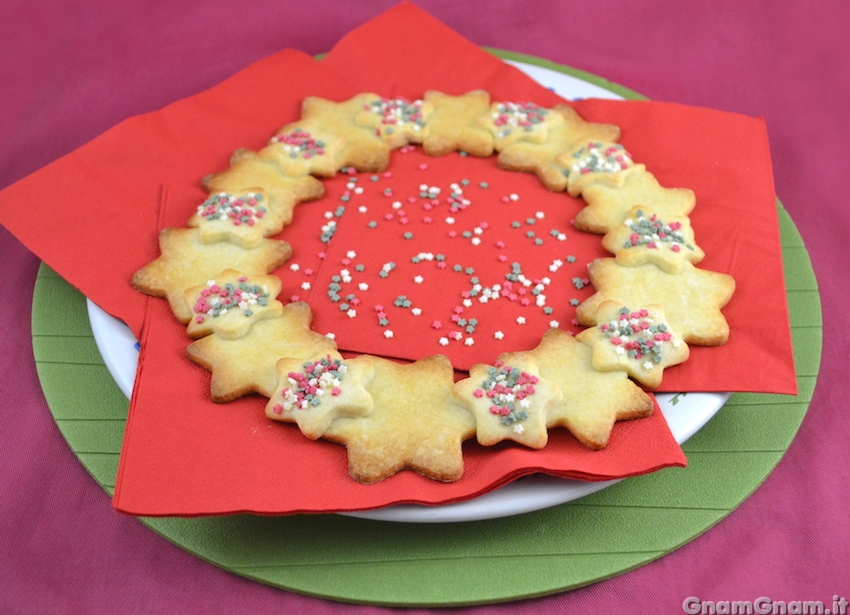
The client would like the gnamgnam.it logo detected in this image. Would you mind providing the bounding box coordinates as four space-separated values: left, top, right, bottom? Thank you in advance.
683 596 849 615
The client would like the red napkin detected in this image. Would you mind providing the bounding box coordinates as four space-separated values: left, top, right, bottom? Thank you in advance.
116 296 682 515
0 2 795 516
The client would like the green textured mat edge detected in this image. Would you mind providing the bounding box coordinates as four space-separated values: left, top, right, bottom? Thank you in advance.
31 52 820 607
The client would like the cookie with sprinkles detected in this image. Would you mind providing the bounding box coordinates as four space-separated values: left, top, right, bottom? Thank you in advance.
556 141 638 197
421 90 495 157
262 119 345 178
132 228 292 323
187 189 287 250
186 302 338 402
576 258 735 346
601 205 704 273
203 149 325 227
452 353 560 449
266 354 375 440
322 355 476 484
184 270 283 340
575 302 689 389
478 100 564 151
496 104 621 192
503 329 654 450
575 168 696 234
300 93 391 172
354 96 433 149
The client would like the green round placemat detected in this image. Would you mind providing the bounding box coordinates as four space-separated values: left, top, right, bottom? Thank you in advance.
31 53 821 606
31 203 820 607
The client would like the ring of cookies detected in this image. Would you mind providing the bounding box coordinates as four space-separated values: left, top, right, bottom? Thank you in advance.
132 90 735 484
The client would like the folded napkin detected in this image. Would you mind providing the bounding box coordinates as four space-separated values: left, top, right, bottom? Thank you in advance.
0 2 795 516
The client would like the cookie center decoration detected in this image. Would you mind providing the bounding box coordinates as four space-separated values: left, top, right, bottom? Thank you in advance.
273 356 348 413
475 361 539 427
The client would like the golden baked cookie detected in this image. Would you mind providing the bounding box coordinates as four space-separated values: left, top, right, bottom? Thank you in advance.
501 329 654 450
452 352 561 449
186 301 338 402
132 227 292 323
323 355 476 484
601 205 704 273
576 302 690 390
576 258 735 346
421 90 495 157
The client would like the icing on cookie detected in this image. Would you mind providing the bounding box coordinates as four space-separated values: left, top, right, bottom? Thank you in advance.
272 356 349 412
600 307 677 369
193 277 271 322
270 128 329 160
197 192 267 227
622 210 693 252
568 142 633 177
475 361 539 427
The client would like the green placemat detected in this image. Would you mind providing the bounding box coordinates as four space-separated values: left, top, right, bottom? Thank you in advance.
31 53 821 606
31 204 820 606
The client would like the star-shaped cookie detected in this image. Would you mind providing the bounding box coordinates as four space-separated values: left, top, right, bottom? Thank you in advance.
452 353 560 449
421 90 494 157
184 269 283 340
300 94 391 172
203 149 325 227
496 104 621 191
261 119 345 177
502 329 654 450
478 100 564 151
185 301 338 401
601 205 704 273
354 96 433 149
575 167 696 235
322 355 476 484
576 258 735 346
266 354 375 440
575 302 690 389
132 227 292 323
187 189 287 250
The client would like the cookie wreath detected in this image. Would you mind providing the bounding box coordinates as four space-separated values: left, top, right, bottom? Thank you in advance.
132 90 734 484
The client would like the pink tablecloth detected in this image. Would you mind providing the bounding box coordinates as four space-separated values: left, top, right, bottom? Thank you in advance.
1 1 847 612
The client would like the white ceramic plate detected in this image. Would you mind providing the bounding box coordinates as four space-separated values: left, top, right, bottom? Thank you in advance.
87 60 728 523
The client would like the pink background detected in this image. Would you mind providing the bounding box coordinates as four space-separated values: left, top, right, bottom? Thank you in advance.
1 0 847 612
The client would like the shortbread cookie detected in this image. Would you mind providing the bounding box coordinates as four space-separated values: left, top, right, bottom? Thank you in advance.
478 101 564 151
601 206 704 273
132 228 292 323
261 119 345 177
354 97 432 149
187 189 288 250
421 90 494 157
556 141 637 197
203 149 324 227
186 302 338 402
576 258 735 346
300 93 391 172
496 104 620 191
576 167 696 234
452 353 561 449
266 354 375 440
184 270 283 340
501 329 653 450
323 355 476 484
576 302 689 389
